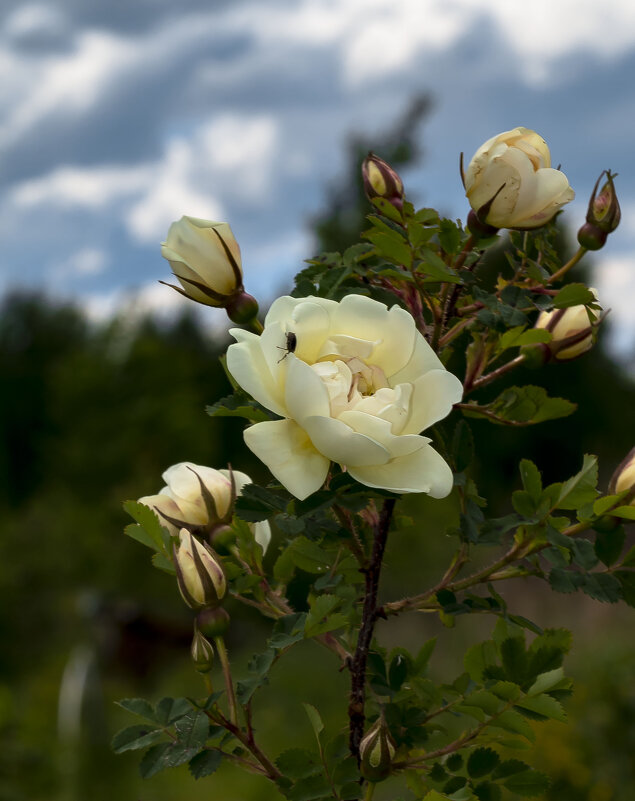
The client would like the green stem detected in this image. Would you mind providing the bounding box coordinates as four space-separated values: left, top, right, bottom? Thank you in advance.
465 353 526 394
545 246 587 285
215 635 238 726
363 782 376 801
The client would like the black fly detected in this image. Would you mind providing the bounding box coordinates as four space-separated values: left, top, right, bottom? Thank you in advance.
277 331 297 362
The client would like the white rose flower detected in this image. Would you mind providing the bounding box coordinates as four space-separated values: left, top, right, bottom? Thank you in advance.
226 294 463 500
139 462 271 553
161 217 243 306
465 127 574 229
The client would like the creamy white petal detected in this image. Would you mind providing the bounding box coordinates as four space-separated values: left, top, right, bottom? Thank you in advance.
253 520 272 553
226 337 287 417
285 355 331 423
302 415 389 467
338 410 425 457
402 370 464 435
138 493 182 535
512 167 574 225
244 419 329 500
389 333 444 385
328 295 416 376
348 441 454 497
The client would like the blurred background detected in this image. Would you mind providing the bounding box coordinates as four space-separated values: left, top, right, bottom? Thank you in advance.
0 1 634 799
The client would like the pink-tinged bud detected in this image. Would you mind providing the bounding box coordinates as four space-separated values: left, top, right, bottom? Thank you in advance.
578 171 620 250
173 529 226 610
534 294 601 361
191 627 215 673
362 153 404 212
225 291 260 325
359 717 396 782
608 447 635 503
197 607 231 638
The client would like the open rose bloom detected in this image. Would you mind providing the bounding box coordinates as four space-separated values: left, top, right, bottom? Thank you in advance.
227 295 463 500
465 127 574 229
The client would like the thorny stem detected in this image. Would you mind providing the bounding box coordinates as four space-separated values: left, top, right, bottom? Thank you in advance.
545 246 587 285
384 517 596 617
334 504 368 567
465 353 526 394
208 708 282 781
214 635 238 727
348 498 396 760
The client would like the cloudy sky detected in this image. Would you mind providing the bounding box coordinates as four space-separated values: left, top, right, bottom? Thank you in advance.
1 0 634 361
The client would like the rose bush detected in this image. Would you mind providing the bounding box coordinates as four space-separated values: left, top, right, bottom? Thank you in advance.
161 216 243 306
465 127 575 229
226 294 463 500
139 462 271 552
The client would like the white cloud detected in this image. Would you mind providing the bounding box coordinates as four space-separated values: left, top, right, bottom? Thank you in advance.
3 4 65 40
594 254 635 358
55 247 108 278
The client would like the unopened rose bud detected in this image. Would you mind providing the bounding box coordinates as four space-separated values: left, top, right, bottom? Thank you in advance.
138 463 271 552
173 529 226 610
534 295 600 361
608 447 635 504
191 627 215 673
359 717 396 782
577 170 620 250
362 153 404 212
161 217 243 307
225 291 259 325
197 607 231 638
464 127 574 229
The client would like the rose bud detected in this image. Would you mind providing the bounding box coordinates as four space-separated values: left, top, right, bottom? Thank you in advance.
138 462 271 552
191 627 215 673
464 127 574 229
608 447 635 505
362 153 405 212
173 529 226 610
359 717 396 782
577 170 620 250
160 216 246 308
197 607 231 638
534 295 600 362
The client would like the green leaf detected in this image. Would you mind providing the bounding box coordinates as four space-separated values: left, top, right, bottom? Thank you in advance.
188 750 222 779
615 570 635 606
288 536 332 574
519 460 542 502
304 595 347 638
571 539 598 570
235 484 287 523
154 697 191 726
124 523 160 552
139 743 171 778
439 218 463 255
555 455 598 510
549 568 582 594
527 667 565 696
268 613 307 649
464 640 498 682
500 637 527 685
122 500 168 553
206 392 271 423
498 327 551 352
474 781 502 801
463 386 576 426
421 792 453 801
492 709 535 741
613 505 635 520
446 754 463 773
503 769 550 797
515 694 566 723
582 572 621 603
116 697 157 722
275 748 320 780
467 747 500 778
151 552 176 574
303 703 324 739
419 248 461 283
388 651 410 691
174 709 209 753
111 724 164 753
623 545 635 567
365 230 412 268
553 283 595 308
